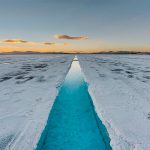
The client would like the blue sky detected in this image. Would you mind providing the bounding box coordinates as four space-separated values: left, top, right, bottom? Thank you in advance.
0 0 150 52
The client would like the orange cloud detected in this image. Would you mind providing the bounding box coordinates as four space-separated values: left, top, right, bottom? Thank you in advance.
0 39 70 47
54 34 88 40
43 42 55 46
3 39 29 44
63 43 70 46
1 39 39 45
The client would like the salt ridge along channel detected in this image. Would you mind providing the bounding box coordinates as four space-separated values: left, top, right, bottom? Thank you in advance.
36 57 112 150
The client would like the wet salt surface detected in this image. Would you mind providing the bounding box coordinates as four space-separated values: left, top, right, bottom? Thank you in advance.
36 59 111 150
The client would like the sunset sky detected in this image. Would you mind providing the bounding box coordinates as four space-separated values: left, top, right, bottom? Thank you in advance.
0 0 150 53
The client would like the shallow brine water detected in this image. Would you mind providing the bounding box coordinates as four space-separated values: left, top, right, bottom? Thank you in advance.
36 57 111 150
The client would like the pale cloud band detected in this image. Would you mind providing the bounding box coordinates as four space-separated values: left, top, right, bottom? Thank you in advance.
54 34 88 40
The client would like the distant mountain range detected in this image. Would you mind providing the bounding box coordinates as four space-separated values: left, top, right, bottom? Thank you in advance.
0 51 150 55
0 51 71 55
91 51 150 54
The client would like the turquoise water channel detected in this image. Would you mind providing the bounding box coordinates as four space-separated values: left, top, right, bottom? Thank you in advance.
36 58 112 150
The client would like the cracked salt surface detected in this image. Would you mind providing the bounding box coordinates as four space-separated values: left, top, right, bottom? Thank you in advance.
36 57 111 150
0 54 74 150
78 54 150 150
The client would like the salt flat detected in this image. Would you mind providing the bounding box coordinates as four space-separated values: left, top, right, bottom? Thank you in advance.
0 54 150 150
78 54 150 150
0 54 73 150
